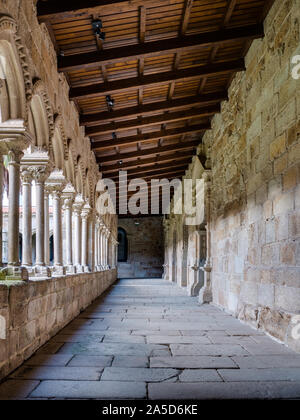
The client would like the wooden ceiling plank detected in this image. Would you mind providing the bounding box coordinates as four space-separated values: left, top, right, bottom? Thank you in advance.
97 139 200 164
83 91 224 125
111 166 187 180
58 24 263 71
107 161 190 178
92 122 209 150
37 0 168 22
100 152 195 172
70 59 244 99
87 104 219 136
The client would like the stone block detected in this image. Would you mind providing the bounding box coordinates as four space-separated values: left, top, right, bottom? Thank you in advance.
270 134 286 160
29 380 147 399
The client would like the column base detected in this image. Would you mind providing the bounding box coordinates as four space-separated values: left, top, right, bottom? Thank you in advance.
83 265 91 273
0 266 28 281
198 287 213 304
51 265 66 276
75 265 84 273
31 265 51 278
66 265 76 274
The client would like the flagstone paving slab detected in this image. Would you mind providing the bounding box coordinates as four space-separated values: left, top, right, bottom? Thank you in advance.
1 278 300 400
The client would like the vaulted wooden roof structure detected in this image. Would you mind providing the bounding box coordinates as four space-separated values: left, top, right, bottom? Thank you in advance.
38 0 274 216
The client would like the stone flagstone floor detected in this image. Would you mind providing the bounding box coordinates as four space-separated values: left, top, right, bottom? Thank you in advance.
1 278 300 399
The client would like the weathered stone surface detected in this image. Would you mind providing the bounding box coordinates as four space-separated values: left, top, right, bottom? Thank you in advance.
148 382 300 400
219 368 300 382
11 366 103 381
0 271 117 380
163 0 300 350
0 380 40 400
30 380 147 399
112 356 149 368
68 355 113 367
2 277 300 400
170 344 249 356
101 367 179 382
179 369 222 382
150 356 237 369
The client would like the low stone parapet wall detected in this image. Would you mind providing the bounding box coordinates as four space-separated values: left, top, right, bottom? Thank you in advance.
0 269 117 379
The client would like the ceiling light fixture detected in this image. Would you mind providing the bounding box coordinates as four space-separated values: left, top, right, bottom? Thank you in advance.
106 95 115 111
92 20 106 41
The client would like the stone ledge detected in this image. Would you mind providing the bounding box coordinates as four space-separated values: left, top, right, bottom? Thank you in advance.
0 269 117 380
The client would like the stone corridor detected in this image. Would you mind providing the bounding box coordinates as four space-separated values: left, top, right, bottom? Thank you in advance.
1 278 300 400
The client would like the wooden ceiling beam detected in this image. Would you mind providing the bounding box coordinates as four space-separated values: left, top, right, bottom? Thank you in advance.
100 152 195 172
37 0 168 22
91 122 209 150
113 167 187 182
71 60 242 100
97 140 199 164
104 159 191 177
81 91 226 126
108 163 188 179
87 104 219 136
58 25 263 72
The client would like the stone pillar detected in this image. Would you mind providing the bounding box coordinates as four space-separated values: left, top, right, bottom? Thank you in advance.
106 230 110 269
94 218 99 271
51 188 65 275
0 156 3 267
46 170 66 276
100 225 105 269
81 203 91 272
73 195 84 272
99 222 104 270
0 149 28 280
199 170 213 304
33 166 51 277
44 188 50 266
21 167 33 269
62 184 76 274
0 128 32 280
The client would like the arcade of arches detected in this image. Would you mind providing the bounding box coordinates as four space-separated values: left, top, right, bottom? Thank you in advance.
0 0 299 400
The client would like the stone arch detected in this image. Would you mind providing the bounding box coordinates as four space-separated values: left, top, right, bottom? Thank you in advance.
0 15 30 123
29 79 54 148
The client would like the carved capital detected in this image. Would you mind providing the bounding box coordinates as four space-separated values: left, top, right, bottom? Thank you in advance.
8 149 24 165
31 165 50 184
20 167 33 184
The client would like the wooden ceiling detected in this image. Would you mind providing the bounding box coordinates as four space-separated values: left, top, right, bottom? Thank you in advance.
38 0 274 216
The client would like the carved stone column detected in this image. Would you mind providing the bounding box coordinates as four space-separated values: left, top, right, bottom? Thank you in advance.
94 217 100 271
62 183 76 274
46 170 66 276
99 222 105 270
44 187 50 266
106 229 110 269
81 203 91 272
199 170 213 304
20 167 33 269
73 195 84 272
0 126 32 280
0 156 3 267
33 165 51 277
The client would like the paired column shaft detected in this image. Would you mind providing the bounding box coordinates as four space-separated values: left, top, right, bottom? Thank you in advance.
53 191 63 266
7 150 23 266
21 168 32 267
0 156 3 266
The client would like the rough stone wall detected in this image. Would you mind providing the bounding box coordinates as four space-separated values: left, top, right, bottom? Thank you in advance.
118 217 164 278
0 270 116 379
201 0 300 350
